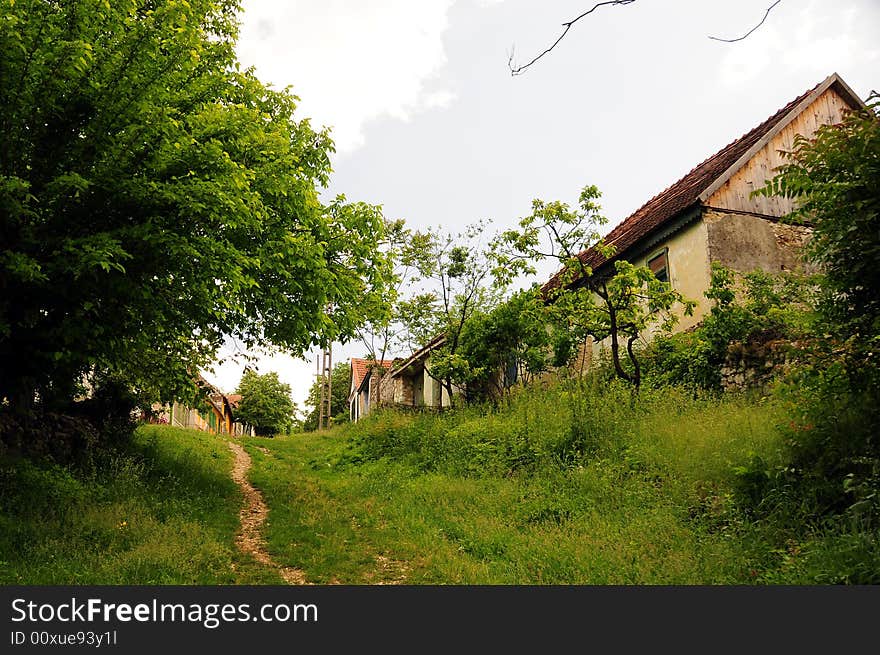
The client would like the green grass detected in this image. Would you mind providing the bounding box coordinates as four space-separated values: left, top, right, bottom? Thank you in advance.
245 383 805 584
4 383 873 585
0 425 281 584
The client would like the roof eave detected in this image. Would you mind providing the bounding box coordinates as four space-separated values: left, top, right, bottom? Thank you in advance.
593 203 704 277
390 335 446 378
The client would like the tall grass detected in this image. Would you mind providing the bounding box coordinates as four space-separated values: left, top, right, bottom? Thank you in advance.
251 381 799 584
0 425 279 584
342 380 786 485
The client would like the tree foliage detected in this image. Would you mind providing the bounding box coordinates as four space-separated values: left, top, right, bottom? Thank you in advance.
234 370 296 436
643 263 816 390
0 1 390 416
354 219 434 404
493 185 694 390
740 92 880 534
757 93 880 341
398 222 500 406
457 289 553 401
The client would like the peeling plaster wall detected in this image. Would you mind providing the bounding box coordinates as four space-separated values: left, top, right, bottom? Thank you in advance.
704 209 813 275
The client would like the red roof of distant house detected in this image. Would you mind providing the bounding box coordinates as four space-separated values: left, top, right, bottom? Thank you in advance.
350 358 393 391
226 394 242 408
541 73 863 295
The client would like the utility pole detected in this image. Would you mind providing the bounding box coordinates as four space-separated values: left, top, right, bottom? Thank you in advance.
316 303 334 430
317 346 332 430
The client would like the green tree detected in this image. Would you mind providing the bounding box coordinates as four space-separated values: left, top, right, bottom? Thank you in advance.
757 93 880 345
355 219 434 405
457 289 553 401
749 92 880 531
303 361 351 431
643 263 815 391
0 1 390 420
234 370 296 436
400 222 500 407
492 185 695 390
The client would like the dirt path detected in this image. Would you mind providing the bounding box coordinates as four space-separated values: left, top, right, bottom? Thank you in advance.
227 440 308 585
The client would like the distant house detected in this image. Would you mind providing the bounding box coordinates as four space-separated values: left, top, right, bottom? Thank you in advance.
541 72 865 364
349 358 393 422
376 334 463 410
225 394 254 437
152 377 253 436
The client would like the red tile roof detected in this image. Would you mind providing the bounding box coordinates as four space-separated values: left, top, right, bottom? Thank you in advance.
541 75 854 295
350 358 392 391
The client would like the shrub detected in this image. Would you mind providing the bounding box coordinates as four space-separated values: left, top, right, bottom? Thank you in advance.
641 264 816 392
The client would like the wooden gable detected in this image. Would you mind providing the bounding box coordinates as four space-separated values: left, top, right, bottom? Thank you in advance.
704 81 861 216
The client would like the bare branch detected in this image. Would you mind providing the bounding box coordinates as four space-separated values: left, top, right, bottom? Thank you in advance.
509 1 783 76
708 1 782 43
508 0 636 76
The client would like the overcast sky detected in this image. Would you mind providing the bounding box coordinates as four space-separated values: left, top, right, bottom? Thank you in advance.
203 0 879 412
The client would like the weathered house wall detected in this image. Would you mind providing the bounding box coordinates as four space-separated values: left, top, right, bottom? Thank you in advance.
704 209 813 275
376 354 461 410
633 218 713 333
377 372 413 406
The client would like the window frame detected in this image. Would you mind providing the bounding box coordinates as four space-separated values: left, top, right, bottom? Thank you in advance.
647 247 670 285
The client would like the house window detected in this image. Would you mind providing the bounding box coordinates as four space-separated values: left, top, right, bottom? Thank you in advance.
648 249 669 284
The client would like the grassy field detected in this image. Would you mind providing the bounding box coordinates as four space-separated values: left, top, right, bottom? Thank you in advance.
245 383 810 584
0 425 281 584
3 382 874 584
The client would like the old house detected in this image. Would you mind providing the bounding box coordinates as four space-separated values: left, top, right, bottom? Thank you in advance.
153 377 253 436
542 72 865 364
225 394 255 437
166 397 224 433
349 358 393 422
376 334 463 410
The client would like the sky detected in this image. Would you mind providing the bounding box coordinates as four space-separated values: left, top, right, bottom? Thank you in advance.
202 0 880 412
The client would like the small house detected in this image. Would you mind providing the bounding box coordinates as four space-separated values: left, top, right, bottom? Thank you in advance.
349 357 393 422
542 72 865 364
376 334 462 410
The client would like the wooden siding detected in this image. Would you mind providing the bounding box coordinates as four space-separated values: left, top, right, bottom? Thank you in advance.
706 86 853 216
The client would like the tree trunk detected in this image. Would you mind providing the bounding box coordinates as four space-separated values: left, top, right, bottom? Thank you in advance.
626 334 641 393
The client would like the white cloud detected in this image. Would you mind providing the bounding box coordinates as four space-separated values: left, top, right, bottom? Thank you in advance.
225 1 471 410
236 0 458 155
422 89 457 110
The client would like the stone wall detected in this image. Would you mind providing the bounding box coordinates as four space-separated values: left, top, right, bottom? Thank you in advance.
720 336 792 392
376 371 413 408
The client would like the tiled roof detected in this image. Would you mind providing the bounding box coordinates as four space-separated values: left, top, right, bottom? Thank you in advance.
541 75 844 295
350 358 392 391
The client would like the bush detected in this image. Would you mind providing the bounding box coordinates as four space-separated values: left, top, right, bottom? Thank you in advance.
641 264 816 392
0 375 139 464
643 331 719 391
